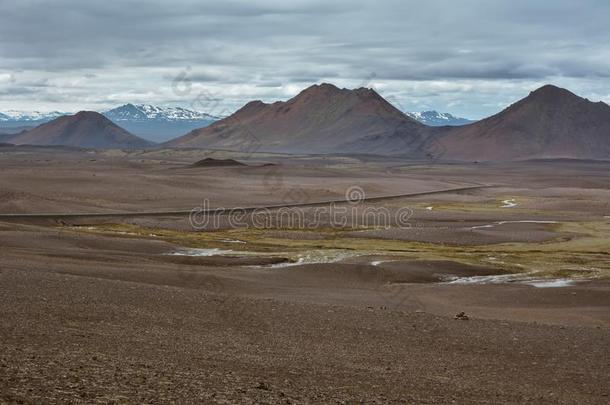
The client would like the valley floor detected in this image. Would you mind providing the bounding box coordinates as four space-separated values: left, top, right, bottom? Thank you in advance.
0 146 609 403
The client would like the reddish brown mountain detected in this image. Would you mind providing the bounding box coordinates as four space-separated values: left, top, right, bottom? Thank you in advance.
166 83 435 156
9 111 152 149
438 85 610 161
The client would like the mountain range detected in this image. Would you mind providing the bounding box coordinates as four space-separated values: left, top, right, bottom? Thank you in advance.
0 110 67 123
167 83 610 160
102 104 219 142
0 111 68 133
0 105 219 141
3 83 609 160
0 104 469 141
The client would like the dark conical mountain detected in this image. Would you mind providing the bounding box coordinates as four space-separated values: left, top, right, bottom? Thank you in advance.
437 85 610 160
8 111 153 149
165 83 435 156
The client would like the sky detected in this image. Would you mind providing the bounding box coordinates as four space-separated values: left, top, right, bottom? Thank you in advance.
1 0 609 119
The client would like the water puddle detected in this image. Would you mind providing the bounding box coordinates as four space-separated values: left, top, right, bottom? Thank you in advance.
443 274 518 285
220 239 247 244
443 273 578 288
269 250 360 268
169 248 235 257
501 199 518 208
470 220 558 230
470 224 495 230
523 279 574 288
167 248 587 289
169 247 361 268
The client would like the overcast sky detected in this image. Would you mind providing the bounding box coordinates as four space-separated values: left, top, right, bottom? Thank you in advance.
1 0 609 118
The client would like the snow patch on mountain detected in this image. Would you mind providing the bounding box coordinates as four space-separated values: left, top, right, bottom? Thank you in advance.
406 110 474 126
104 104 220 122
0 110 68 122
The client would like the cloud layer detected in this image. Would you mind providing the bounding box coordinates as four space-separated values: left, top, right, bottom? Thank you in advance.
1 0 609 118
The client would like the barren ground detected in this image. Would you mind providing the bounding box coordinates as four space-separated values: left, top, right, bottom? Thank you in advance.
0 146 609 404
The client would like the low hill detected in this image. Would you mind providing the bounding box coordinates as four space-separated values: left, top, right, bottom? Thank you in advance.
8 111 153 149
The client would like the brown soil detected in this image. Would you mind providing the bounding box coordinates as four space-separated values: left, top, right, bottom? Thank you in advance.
1 148 609 403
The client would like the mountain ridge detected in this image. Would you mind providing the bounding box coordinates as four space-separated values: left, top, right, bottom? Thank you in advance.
0 110 67 122
102 104 219 142
2 84 609 159
103 104 221 122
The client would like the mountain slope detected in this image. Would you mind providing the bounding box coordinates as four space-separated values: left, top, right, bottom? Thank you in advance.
166 83 435 156
9 111 152 149
406 111 474 126
104 104 218 142
438 85 610 161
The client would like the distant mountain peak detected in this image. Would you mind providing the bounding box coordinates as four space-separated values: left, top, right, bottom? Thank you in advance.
527 84 582 103
406 110 474 126
241 100 267 108
0 110 68 122
73 110 103 119
104 104 219 122
530 84 571 96
311 82 341 91
295 83 345 99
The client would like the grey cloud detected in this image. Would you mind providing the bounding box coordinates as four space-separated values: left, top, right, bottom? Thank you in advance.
0 87 39 96
0 0 609 118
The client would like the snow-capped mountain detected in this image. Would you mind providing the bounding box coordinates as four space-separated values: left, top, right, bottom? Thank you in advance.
406 110 474 126
0 110 70 134
102 104 220 142
0 110 68 122
104 104 220 122
0 104 219 142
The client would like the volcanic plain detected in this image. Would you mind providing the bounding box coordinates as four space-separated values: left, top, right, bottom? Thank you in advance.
1 146 609 404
